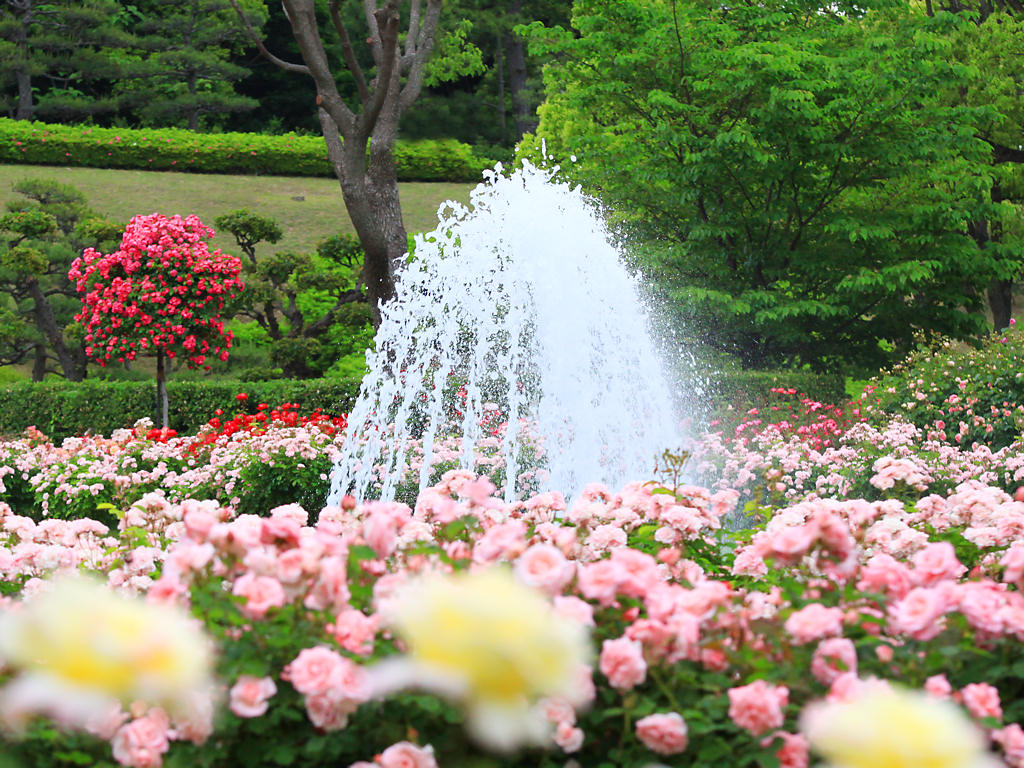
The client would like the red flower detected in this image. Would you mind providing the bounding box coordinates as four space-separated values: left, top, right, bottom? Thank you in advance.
236 393 248 402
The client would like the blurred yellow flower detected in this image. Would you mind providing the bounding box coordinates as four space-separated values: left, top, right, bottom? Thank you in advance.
384 567 590 751
0 575 213 723
801 685 999 768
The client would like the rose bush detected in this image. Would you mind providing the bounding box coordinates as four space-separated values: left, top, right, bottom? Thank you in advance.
1 390 1023 767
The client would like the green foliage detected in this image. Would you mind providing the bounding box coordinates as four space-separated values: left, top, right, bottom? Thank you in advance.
707 369 847 422
866 327 1024 449
0 379 360 440
0 118 492 182
216 210 374 379
525 0 1020 374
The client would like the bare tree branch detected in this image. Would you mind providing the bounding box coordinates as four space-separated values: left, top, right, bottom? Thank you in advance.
329 0 370 103
399 0 442 112
405 0 422 58
359 3 401 137
227 0 310 74
284 0 356 133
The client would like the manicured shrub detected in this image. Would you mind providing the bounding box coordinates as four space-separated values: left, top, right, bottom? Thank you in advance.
0 118 491 182
0 378 360 439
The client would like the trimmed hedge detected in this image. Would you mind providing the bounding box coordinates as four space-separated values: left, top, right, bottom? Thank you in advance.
0 370 846 442
0 118 491 182
0 379 361 440
705 369 848 416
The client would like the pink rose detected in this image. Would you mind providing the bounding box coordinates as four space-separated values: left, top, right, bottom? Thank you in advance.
993 723 1024 768
553 595 595 626
229 675 277 718
232 573 286 619
304 693 354 731
728 680 788 736
769 731 809 768
911 542 966 586
1001 541 1024 584
925 674 953 699
636 712 689 755
784 603 844 645
960 682 1002 722
599 636 647 690
379 741 438 768
363 511 398 559
888 586 947 640
609 548 660 598
577 559 623 605
330 609 379 656
554 721 584 753
810 637 857 685
514 544 575 594
111 714 170 768
286 647 347 697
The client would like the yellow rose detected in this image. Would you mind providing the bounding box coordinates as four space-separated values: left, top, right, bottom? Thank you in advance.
801 685 999 768
0 575 213 723
384 568 590 751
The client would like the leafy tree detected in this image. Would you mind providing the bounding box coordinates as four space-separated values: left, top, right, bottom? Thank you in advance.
0 179 120 381
932 3 1024 328
127 0 268 130
69 214 245 426
215 209 371 378
525 0 1018 373
0 0 143 121
230 0 462 325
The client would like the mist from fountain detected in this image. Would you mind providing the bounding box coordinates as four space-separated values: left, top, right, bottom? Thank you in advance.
327 161 686 504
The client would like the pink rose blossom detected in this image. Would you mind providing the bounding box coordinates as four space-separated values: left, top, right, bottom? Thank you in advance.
810 637 857 684
960 682 1002 721
379 741 438 768
111 713 170 768
232 573 287 619
229 675 277 718
514 544 575 594
554 721 584 753
728 680 788 736
599 636 647 690
925 674 953 699
911 542 966 586
635 712 689 755
784 603 844 644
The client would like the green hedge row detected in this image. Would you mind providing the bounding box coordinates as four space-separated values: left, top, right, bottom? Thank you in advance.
0 379 361 440
705 369 848 417
0 370 847 442
0 118 491 182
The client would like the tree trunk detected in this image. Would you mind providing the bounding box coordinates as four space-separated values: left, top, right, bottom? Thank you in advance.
156 347 169 428
320 107 406 326
32 344 47 382
506 0 531 140
27 277 83 380
13 4 34 121
495 32 507 144
988 279 1013 330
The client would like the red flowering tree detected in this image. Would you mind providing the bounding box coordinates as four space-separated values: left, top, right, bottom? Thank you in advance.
69 214 245 426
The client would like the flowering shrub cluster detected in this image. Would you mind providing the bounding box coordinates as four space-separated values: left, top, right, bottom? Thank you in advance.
1 396 1023 768
865 324 1024 449
68 214 245 370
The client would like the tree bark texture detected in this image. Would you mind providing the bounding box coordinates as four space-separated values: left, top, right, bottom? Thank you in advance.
231 0 442 326
27 277 82 381
156 347 169 428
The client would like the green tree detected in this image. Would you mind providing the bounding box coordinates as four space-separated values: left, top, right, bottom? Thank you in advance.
129 0 267 130
0 179 121 380
525 0 1017 373
0 0 142 121
215 209 371 378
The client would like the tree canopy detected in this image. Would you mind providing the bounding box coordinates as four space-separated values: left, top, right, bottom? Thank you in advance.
525 0 1024 373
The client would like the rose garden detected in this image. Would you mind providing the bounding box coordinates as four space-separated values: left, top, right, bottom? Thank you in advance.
3 0 1024 766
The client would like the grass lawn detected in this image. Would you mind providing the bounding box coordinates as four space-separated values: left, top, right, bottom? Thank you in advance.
0 163 475 256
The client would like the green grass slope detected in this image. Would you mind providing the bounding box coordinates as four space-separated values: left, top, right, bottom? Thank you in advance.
0 163 475 255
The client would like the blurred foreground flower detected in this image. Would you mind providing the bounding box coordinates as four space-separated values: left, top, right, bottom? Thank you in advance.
0 574 214 727
376 568 590 752
801 685 999 768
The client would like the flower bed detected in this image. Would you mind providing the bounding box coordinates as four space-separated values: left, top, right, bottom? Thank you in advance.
1 401 1023 768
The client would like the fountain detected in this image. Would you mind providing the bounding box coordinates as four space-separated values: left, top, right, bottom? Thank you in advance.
327 160 685 504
